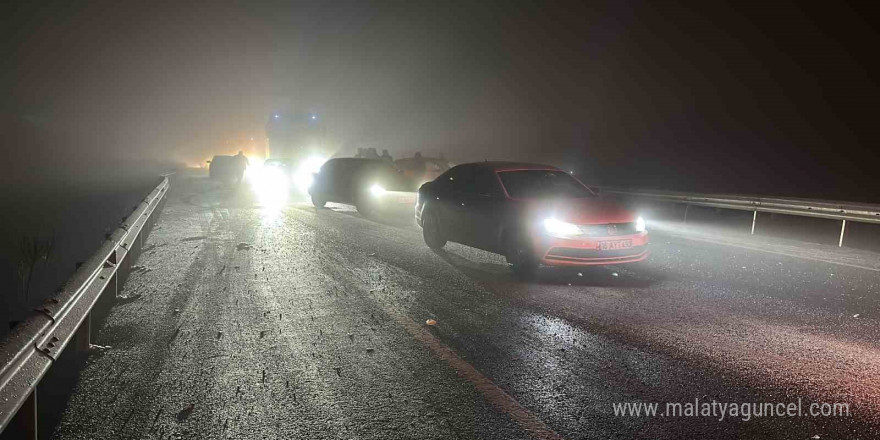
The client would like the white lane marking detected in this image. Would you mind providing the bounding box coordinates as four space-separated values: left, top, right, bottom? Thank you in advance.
669 233 880 272
299 205 565 439
390 312 565 440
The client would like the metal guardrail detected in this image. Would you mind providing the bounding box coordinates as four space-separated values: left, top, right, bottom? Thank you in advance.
603 188 880 247
0 175 171 439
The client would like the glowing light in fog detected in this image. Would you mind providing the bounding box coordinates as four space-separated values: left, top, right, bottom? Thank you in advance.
369 184 387 197
250 163 289 211
293 155 328 194
543 218 581 238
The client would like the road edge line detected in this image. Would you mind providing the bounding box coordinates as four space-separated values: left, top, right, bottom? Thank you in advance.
391 314 564 440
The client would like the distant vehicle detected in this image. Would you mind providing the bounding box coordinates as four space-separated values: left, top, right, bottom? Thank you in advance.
264 158 294 176
208 155 241 183
395 155 453 184
265 112 329 192
415 162 648 276
266 112 327 163
309 158 419 216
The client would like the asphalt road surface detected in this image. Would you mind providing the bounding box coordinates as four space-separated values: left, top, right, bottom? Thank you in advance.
51 171 880 439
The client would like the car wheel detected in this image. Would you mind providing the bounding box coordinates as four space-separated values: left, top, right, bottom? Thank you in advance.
506 232 537 279
422 210 447 249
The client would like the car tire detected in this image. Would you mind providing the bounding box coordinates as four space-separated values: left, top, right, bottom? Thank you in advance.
311 193 327 208
422 210 446 249
505 232 537 279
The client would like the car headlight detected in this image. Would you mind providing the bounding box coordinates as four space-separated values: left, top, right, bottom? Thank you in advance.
543 218 581 238
635 216 646 232
370 184 387 197
293 156 327 193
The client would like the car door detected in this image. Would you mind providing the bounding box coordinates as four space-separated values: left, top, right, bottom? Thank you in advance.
456 168 506 251
430 165 470 243
314 160 337 200
446 165 490 246
337 160 361 204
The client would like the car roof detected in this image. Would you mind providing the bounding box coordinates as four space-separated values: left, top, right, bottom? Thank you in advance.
328 157 386 163
325 157 397 171
396 157 446 163
466 161 561 172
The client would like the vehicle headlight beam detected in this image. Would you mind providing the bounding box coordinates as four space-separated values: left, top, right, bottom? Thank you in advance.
370 184 387 197
636 216 647 232
543 218 581 238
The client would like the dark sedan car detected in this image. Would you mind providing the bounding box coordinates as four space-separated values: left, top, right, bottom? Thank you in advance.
208 155 246 184
309 158 419 216
416 162 648 276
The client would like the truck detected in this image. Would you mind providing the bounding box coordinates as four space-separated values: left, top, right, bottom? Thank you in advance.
265 112 331 192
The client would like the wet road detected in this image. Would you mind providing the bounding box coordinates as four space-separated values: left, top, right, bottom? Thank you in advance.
52 173 880 439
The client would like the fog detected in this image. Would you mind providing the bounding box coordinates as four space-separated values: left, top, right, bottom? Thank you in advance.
3 1 879 197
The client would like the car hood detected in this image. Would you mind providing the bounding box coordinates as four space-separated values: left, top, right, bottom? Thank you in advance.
520 197 636 225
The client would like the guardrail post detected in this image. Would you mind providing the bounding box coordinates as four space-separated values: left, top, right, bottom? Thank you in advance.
750 210 757 235
8 389 37 440
838 219 847 247
74 313 91 353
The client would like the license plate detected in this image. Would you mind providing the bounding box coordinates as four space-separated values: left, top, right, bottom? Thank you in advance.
598 239 632 250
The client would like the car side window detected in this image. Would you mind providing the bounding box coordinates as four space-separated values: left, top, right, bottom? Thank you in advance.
320 160 336 177
436 165 466 191
473 169 502 197
447 166 477 194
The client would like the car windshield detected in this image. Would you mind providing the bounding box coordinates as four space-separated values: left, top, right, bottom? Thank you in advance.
497 170 593 199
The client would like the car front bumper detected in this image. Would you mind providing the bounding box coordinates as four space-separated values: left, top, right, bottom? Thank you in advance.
534 232 650 266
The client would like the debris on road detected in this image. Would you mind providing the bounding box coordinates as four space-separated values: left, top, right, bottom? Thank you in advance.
236 242 253 250
853 314 860 318
426 319 437 326
366 348 375 354
217 331 223 339
89 344 111 351
176 403 195 422
116 294 142 304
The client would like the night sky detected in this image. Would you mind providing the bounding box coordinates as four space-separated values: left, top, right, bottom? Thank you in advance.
2 1 878 200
